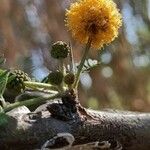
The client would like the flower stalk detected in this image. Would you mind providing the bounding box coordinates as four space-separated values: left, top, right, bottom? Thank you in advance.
73 37 92 89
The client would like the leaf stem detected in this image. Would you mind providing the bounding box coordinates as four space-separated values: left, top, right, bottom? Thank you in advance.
69 42 75 73
59 59 66 92
24 81 58 91
4 93 61 112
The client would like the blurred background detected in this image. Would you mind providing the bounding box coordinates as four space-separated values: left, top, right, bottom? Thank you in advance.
0 0 150 111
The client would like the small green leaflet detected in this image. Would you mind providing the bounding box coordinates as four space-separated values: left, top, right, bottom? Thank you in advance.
76 59 101 73
0 113 9 127
0 70 10 96
0 69 4 74
0 106 3 113
7 74 16 84
41 76 49 83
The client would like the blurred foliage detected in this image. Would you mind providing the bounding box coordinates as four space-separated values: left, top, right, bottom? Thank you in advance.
0 70 9 96
0 0 149 111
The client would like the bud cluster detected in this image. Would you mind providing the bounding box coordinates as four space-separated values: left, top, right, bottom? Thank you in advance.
7 70 31 94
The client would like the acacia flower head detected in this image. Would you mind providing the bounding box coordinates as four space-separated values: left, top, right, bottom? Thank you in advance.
65 0 122 48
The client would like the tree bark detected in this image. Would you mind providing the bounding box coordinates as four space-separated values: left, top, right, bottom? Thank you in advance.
0 101 150 150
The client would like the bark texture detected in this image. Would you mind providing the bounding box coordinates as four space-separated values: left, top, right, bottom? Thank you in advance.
0 101 150 150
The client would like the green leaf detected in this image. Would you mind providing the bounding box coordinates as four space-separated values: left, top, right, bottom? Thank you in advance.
0 113 9 127
41 76 49 83
76 59 101 73
0 106 3 113
7 74 16 84
0 70 10 96
0 69 4 74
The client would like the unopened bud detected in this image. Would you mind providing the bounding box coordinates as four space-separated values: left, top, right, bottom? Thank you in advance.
48 71 63 85
51 41 70 59
64 73 75 85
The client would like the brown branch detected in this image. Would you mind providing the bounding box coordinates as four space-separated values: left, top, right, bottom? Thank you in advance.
0 100 150 150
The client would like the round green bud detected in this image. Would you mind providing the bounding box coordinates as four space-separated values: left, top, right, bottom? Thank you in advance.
64 73 75 85
51 41 70 59
48 71 63 85
7 70 31 94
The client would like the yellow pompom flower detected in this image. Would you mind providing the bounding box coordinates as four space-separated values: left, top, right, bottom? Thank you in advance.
66 0 122 48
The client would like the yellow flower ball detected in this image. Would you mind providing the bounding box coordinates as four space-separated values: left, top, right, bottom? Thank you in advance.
65 0 122 48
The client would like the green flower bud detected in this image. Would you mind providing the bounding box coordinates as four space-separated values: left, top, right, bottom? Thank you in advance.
7 70 31 94
48 71 63 85
51 41 70 59
64 73 75 85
